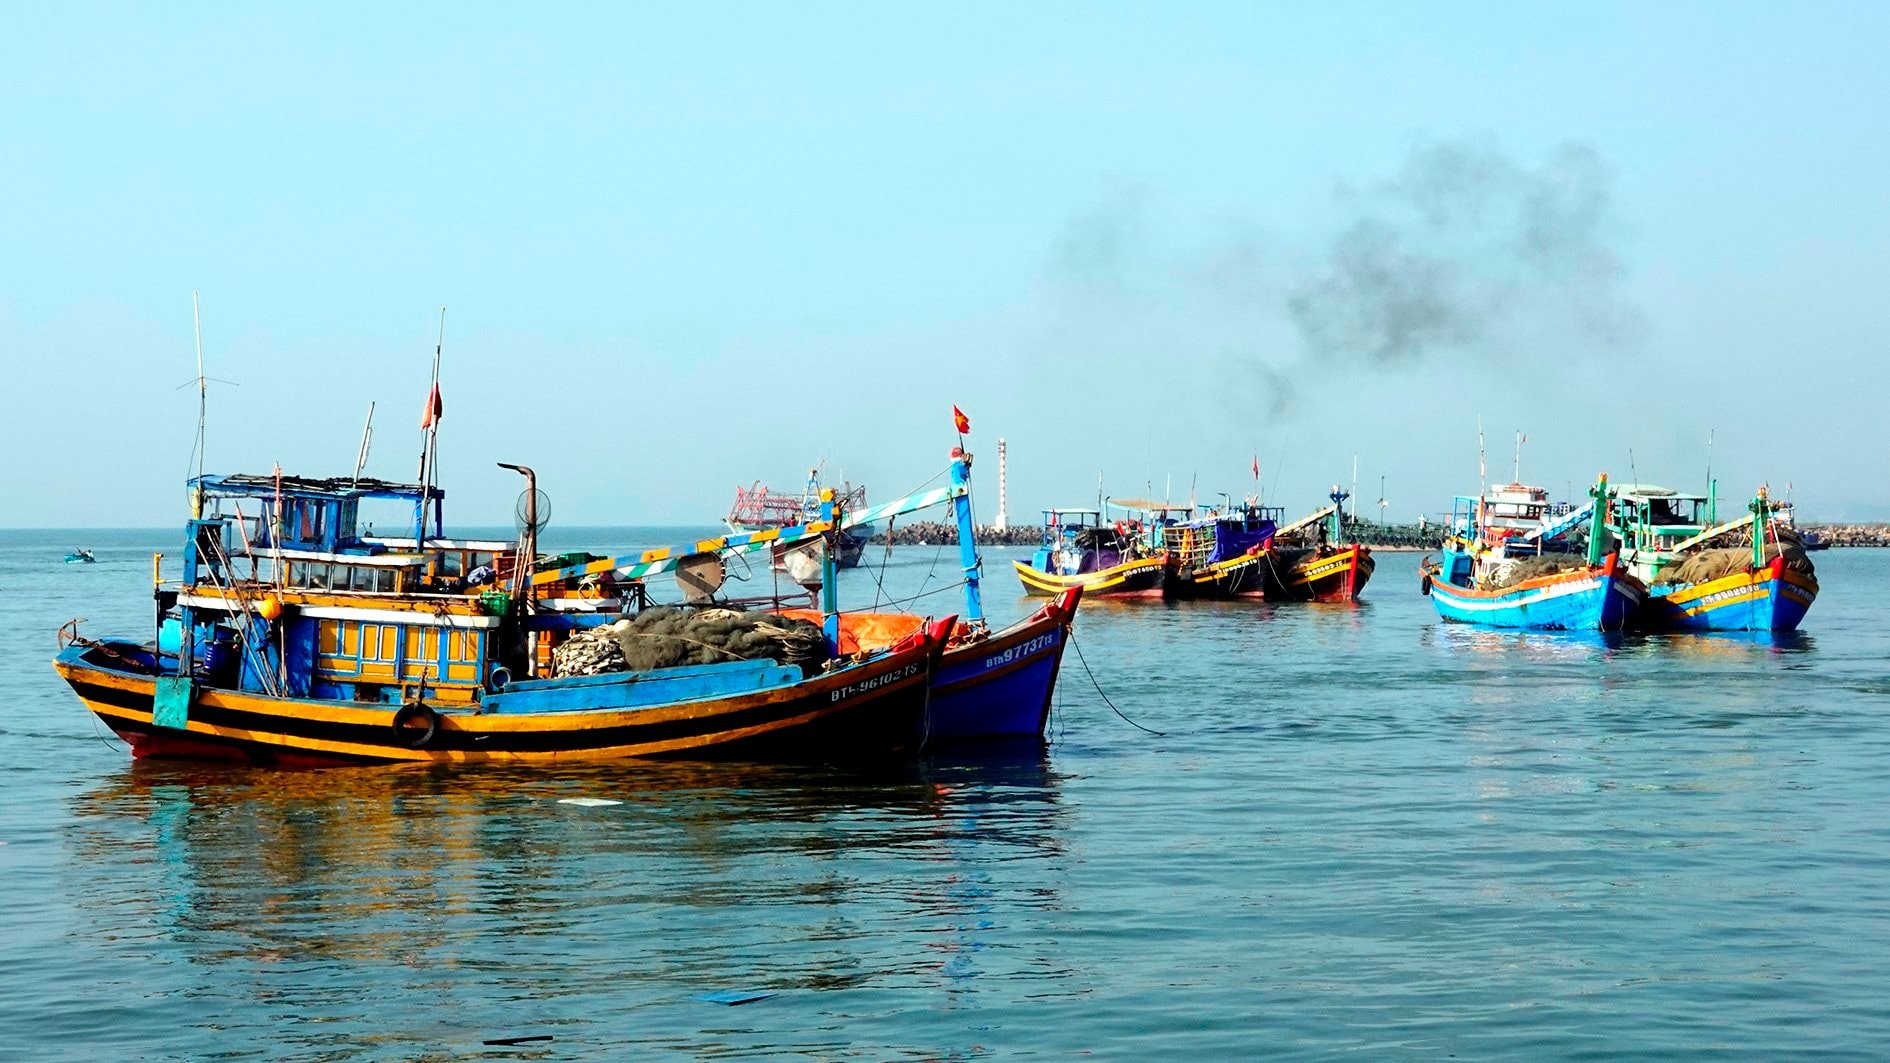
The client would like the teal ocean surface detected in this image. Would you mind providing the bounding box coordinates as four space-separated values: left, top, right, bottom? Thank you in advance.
4 528 1890 1059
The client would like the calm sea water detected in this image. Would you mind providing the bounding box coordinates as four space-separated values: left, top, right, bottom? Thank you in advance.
5 528 1890 1059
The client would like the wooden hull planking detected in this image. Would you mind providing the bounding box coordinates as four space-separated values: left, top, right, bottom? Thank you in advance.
1426 561 1643 631
54 638 938 767
1265 546 1375 603
1640 558 1817 632
1014 557 1166 599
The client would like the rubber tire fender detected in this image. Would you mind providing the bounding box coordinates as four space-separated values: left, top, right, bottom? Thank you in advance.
392 701 441 750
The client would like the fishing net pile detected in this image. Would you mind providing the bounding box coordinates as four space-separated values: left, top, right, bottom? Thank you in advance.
1483 554 1591 589
1656 538 1816 587
551 607 827 679
1267 546 1315 575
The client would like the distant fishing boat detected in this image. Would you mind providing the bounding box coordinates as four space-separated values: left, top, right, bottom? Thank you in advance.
1261 489 1375 602
1162 502 1281 598
727 469 871 578
1422 474 1645 630
1014 504 1169 598
1608 483 1818 632
63 548 96 564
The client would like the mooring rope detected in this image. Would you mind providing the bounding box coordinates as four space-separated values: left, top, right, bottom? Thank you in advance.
1067 627 1164 737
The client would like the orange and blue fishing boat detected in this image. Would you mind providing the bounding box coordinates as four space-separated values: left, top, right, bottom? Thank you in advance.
53 470 950 767
1609 483 1818 632
1422 474 1645 630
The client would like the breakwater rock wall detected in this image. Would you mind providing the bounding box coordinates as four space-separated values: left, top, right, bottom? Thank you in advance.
865 519 1449 550
868 522 1044 547
1803 524 1890 547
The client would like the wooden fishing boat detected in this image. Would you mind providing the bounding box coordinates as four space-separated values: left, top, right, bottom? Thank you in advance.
1261 490 1375 602
1014 507 1167 598
1162 504 1281 599
1421 474 1645 630
727 469 870 575
787 590 1080 741
1608 484 1818 632
782 448 1082 741
53 472 949 767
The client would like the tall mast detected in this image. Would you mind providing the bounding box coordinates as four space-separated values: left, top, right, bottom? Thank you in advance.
416 307 446 544
1705 428 1716 523
950 449 984 626
192 292 206 481
1513 430 1523 484
190 292 207 519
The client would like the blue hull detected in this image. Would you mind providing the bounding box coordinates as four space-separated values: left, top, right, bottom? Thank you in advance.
1429 569 1641 631
1640 571 1817 632
926 629 1067 740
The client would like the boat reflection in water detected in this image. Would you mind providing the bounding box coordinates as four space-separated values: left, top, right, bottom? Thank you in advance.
63 749 1071 1055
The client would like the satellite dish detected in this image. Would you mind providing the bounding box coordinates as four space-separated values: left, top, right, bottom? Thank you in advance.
675 552 726 603
515 488 552 535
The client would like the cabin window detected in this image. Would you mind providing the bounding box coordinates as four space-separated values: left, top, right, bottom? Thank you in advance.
440 552 464 577
404 628 441 678
377 569 397 593
359 624 398 662
447 630 478 661
318 621 340 655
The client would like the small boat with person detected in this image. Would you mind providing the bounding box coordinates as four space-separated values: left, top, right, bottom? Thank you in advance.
63 548 96 564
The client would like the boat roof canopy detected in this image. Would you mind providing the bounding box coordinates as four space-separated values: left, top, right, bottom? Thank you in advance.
1615 484 1708 502
193 473 444 504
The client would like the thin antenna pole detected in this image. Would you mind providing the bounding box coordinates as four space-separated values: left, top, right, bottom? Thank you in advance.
1513 430 1523 484
1476 417 1486 486
1350 454 1358 520
352 401 377 487
192 291 206 482
1705 428 1714 491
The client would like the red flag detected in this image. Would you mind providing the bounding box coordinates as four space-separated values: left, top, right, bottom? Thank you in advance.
952 405 970 434
420 383 443 428
1252 454 1260 480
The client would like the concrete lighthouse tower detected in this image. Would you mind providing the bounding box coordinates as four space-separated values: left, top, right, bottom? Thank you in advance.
992 437 1010 532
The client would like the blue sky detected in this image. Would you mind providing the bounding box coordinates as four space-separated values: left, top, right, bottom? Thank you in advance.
5 3 1886 528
